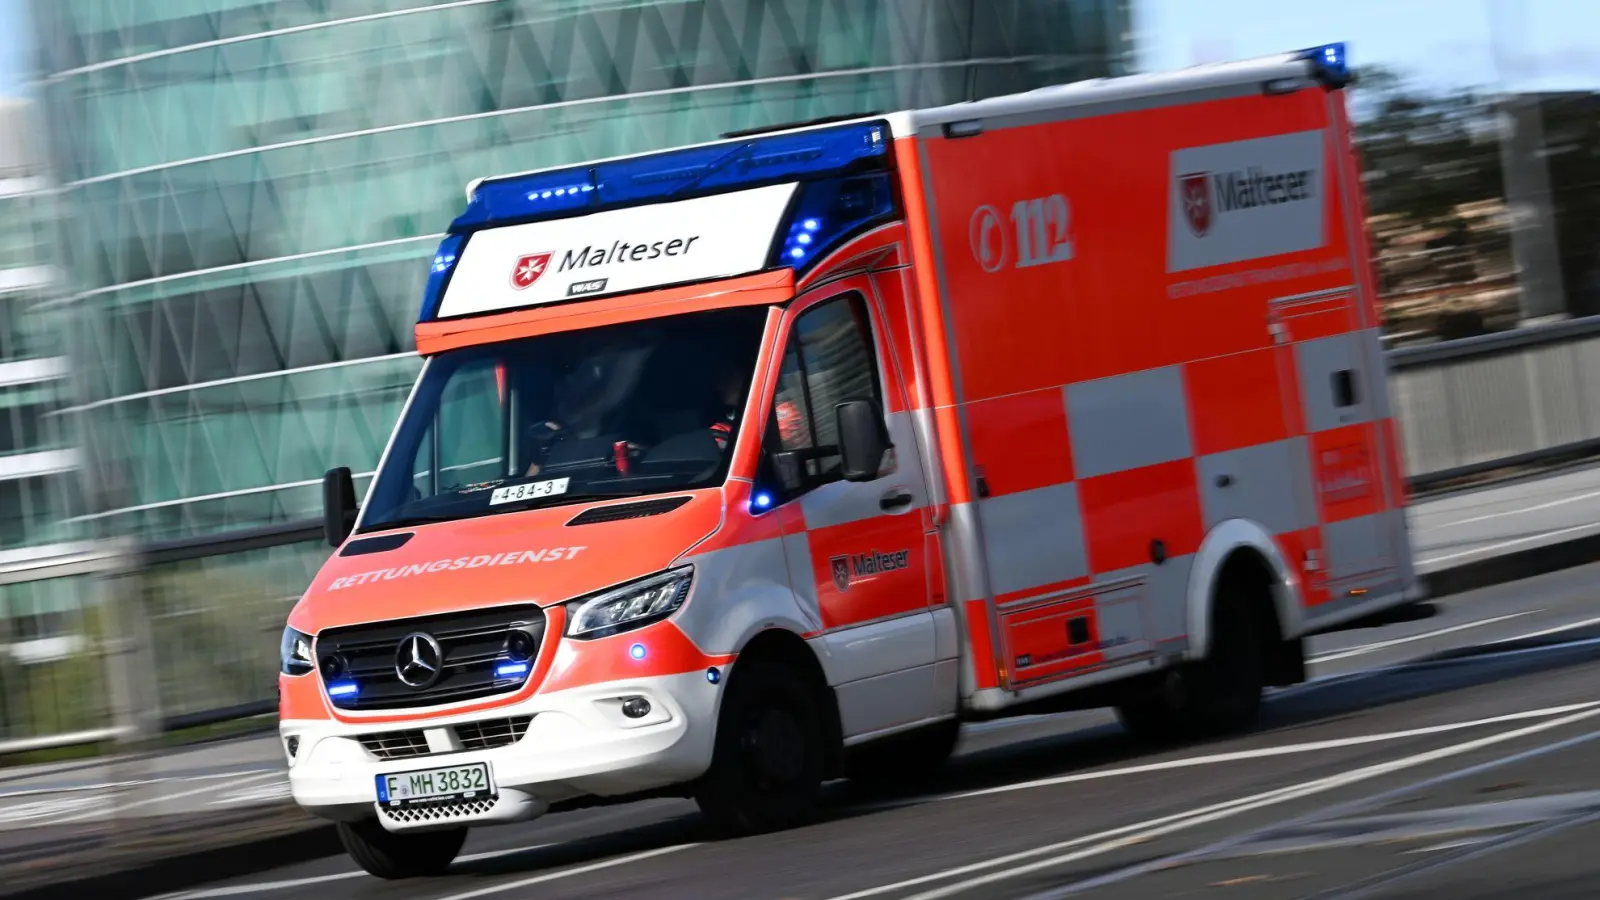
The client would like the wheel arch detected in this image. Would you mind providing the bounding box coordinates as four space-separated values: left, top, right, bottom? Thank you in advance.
1184 519 1305 661
727 626 845 775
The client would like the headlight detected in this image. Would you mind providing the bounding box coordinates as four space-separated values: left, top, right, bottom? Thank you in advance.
567 567 694 639
280 626 314 676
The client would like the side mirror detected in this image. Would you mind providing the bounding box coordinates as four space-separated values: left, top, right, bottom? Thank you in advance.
836 399 890 483
322 467 358 547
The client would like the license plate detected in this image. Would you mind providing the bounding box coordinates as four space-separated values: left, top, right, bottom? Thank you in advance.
490 477 569 506
375 762 493 806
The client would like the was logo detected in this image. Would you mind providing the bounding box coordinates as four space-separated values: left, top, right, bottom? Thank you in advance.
1178 173 1213 237
510 252 552 290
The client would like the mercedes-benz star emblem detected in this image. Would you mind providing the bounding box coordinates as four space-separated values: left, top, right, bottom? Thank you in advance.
395 632 444 689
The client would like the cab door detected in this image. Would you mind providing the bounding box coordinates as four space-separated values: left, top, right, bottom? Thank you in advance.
759 282 944 739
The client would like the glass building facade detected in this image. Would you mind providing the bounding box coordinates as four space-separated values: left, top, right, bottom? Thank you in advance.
29 0 1136 542
0 98 81 554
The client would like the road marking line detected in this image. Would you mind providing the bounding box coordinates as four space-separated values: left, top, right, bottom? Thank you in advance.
824 702 1600 900
939 701 1600 803
1308 611 1537 664
152 843 561 898
53 771 280 824
431 844 697 900
1431 487 1600 528
896 703 1600 900
1418 520 1600 566
0 769 281 800
1491 614 1600 644
1012 718 1600 900
151 871 369 899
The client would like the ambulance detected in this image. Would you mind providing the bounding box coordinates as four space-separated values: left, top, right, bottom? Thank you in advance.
280 43 1419 878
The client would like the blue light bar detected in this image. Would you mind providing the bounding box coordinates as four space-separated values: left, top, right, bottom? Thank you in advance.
417 233 468 322
451 120 891 232
770 173 897 272
327 680 359 698
495 661 530 679
1301 42 1350 88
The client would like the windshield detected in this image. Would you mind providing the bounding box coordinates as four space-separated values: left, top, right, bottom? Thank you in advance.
360 306 769 532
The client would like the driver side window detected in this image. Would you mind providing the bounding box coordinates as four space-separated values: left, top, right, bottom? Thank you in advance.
766 293 884 496
412 360 505 496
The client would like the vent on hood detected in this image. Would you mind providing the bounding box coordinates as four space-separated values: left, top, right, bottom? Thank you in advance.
340 532 415 556
566 496 693 526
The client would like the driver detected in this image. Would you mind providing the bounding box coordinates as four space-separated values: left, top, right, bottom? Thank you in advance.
709 365 744 451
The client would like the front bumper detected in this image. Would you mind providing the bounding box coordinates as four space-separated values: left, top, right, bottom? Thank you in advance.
282 670 721 832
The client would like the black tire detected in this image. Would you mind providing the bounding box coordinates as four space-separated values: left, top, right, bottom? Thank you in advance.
1115 589 1264 742
336 819 467 879
1186 588 1264 735
844 718 960 786
694 656 826 835
1114 682 1188 745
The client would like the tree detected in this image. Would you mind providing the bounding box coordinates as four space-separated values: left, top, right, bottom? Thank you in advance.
1349 65 1504 224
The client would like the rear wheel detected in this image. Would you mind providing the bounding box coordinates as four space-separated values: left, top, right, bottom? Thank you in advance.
844 718 960 786
694 657 826 835
336 820 466 879
1116 588 1265 743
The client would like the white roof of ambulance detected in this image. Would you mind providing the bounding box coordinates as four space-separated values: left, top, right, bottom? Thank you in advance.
465 49 1324 200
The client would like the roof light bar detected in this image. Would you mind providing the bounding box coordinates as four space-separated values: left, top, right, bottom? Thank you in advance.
417 233 468 323
451 120 891 232
1300 42 1350 89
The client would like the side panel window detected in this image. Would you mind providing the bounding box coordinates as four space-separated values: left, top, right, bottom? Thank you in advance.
412 360 505 496
769 294 883 492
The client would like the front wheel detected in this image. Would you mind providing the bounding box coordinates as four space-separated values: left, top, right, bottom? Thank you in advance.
844 718 960 786
336 820 466 879
694 657 826 835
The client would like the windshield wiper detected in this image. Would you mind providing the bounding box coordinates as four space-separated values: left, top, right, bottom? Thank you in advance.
357 513 459 533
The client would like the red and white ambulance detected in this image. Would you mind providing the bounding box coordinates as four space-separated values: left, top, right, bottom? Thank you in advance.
280 43 1419 877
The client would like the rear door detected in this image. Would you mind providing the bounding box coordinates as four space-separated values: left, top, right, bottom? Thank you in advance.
1269 288 1405 602
761 281 945 738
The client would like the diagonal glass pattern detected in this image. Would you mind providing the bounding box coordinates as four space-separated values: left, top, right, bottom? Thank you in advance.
29 0 1134 540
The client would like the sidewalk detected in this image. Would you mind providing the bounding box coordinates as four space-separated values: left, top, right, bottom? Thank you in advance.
4 466 1599 899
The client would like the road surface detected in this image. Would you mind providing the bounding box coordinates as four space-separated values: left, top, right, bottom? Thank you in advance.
4 467 1600 898
59 556 1600 899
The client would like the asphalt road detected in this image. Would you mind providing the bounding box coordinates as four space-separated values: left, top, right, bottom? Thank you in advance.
123 555 1600 900
1408 463 1600 571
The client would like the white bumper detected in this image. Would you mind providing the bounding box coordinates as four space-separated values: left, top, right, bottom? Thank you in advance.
282 670 721 832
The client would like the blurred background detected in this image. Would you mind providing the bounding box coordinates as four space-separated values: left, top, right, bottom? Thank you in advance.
0 0 1595 760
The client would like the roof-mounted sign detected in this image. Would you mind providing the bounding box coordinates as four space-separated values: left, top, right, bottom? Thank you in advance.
434 182 798 319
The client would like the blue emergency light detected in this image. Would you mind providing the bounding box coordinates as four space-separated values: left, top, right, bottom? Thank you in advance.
416 120 898 323
1300 42 1350 89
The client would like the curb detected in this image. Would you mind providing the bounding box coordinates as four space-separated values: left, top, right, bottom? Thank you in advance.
1419 533 1600 599
2 809 339 900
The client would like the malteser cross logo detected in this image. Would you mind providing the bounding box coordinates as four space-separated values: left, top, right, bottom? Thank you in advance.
511 252 552 290
1179 173 1212 237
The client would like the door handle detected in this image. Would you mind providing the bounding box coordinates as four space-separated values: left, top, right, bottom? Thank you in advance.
879 490 914 511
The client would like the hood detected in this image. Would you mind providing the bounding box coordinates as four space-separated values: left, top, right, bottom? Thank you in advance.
289 489 724 633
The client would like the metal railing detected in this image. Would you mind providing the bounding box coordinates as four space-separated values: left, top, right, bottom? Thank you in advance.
1390 314 1600 490
4 314 1600 753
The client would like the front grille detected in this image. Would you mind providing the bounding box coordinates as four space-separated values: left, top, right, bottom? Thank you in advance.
359 730 431 760
317 606 546 711
357 716 534 760
456 716 532 751
379 796 498 824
